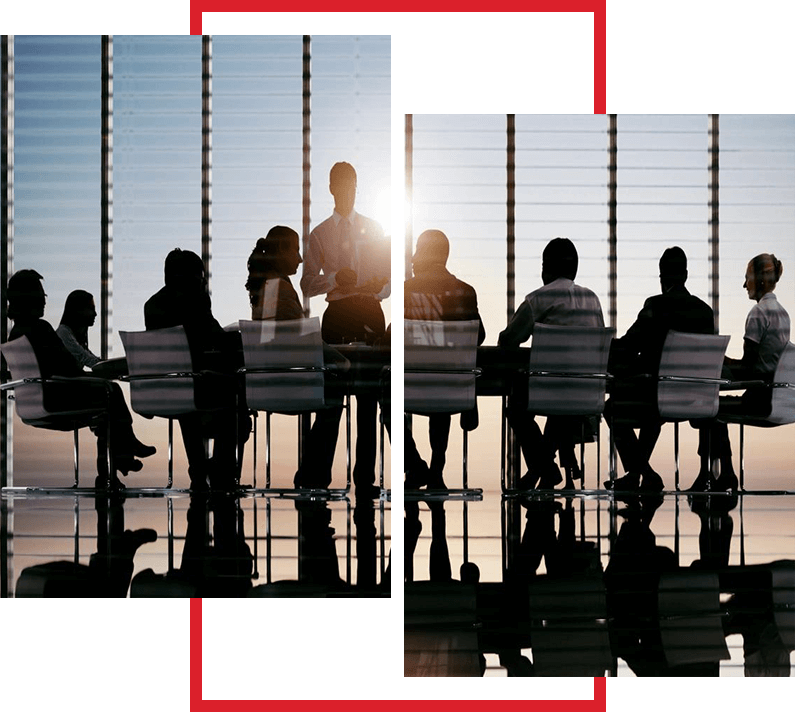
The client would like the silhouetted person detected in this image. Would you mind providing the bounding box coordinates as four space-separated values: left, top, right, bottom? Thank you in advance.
56 289 101 368
144 248 247 491
605 247 714 492
694 253 790 492
6 270 155 488
295 500 344 588
499 237 604 490
245 226 304 321
298 162 389 498
301 162 389 342
404 229 485 490
247 228 351 489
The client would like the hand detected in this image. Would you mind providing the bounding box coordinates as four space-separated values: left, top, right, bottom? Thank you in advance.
360 276 389 294
334 268 358 294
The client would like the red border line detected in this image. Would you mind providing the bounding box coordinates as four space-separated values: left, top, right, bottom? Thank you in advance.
187 2 607 114
190 598 605 712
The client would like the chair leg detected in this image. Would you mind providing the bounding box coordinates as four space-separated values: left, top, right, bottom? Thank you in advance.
579 419 586 490
596 419 601 490
739 423 745 492
608 421 616 483
379 403 385 491
266 411 272 489
252 411 258 489
167 418 174 489
345 395 352 492
463 428 469 490
500 396 508 493
674 421 680 491
73 427 79 489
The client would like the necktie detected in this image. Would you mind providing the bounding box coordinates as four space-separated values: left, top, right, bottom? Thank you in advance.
340 218 354 270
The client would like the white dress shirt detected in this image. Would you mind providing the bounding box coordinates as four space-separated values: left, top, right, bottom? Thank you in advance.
300 210 390 302
744 292 791 374
499 277 605 348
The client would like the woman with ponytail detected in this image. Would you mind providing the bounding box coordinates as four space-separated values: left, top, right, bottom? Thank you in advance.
245 226 304 321
692 253 790 492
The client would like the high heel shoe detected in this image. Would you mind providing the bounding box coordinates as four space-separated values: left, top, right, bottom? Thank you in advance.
116 456 143 476
132 440 157 458
563 462 582 489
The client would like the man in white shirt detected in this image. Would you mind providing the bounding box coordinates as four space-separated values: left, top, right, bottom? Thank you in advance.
301 162 389 342
499 237 605 490
297 162 389 498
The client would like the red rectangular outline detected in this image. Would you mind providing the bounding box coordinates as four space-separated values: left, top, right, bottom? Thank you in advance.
191 598 607 710
188 1 607 114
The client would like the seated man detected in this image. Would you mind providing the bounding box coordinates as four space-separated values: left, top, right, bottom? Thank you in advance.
404 229 485 490
499 237 604 490
605 246 714 491
145 248 247 491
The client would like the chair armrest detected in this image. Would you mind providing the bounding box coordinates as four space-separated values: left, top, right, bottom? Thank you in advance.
405 368 482 376
121 371 204 382
658 375 730 386
524 370 611 380
719 379 768 391
237 366 328 375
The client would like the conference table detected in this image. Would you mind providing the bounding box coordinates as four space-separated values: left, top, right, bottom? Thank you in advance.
473 345 764 492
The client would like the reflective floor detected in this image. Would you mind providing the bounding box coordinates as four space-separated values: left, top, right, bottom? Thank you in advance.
2 489 391 598
405 488 794 676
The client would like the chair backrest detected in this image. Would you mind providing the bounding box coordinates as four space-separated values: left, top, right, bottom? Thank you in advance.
239 318 324 412
768 342 795 425
658 571 730 667
0 336 48 420
526 323 615 416
527 575 611 676
120 326 198 417
657 331 730 420
404 319 480 414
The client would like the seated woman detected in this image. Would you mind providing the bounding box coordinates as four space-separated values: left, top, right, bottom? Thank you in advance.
692 253 790 492
245 225 305 321
56 289 102 368
6 270 155 489
245 227 348 489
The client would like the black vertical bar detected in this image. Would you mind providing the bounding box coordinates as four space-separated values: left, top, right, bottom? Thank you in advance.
506 114 518 484
506 114 515 319
608 114 618 330
302 35 311 316
2 35 14 490
101 36 112 360
202 36 212 287
298 35 312 467
709 114 720 334
404 113 414 444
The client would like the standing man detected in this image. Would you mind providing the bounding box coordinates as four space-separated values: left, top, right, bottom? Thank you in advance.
298 162 389 498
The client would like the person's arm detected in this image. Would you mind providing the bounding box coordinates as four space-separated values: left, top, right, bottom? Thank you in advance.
498 299 534 349
56 325 101 369
727 337 763 380
300 230 336 299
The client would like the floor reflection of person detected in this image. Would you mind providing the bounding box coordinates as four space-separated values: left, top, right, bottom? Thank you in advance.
295 501 343 588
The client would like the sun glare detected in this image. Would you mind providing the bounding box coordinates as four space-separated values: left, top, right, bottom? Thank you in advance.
373 190 392 235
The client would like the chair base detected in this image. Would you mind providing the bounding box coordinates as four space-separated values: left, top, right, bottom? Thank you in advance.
404 488 483 502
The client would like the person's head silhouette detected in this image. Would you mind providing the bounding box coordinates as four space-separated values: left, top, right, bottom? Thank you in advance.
164 248 206 293
744 253 783 302
412 229 450 275
60 290 97 329
541 237 578 284
659 246 688 292
6 269 46 323
329 162 357 217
